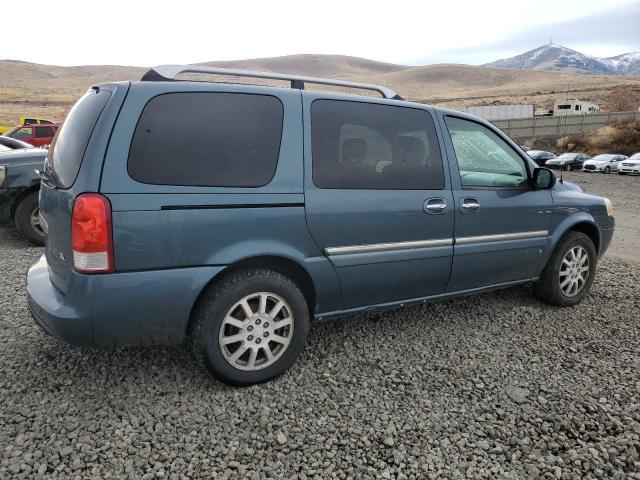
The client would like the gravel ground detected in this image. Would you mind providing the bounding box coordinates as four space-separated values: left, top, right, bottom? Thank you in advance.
1 173 639 479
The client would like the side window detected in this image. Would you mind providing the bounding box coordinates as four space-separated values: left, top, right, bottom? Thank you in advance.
35 126 54 138
445 116 528 188
12 127 33 139
23 118 37 125
129 92 283 187
40 120 53 124
311 100 444 190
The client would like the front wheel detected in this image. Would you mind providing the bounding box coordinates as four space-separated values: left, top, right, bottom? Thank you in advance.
535 231 597 307
14 191 45 246
618 172 626 175
190 268 309 386
603 166 610 174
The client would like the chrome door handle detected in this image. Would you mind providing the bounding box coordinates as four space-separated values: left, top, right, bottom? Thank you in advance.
424 198 447 214
460 198 480 213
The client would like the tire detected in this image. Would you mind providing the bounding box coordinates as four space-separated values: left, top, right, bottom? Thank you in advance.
190 268 309 386
604 166 610 174
618 172 626 175
14 191 45 246
565 164 571 171
535 231 597 307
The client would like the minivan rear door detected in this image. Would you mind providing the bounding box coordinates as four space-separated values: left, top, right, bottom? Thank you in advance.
40 83 128 293
303 93 454 311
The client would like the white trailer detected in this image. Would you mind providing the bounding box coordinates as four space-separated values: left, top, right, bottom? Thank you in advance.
553 100 600 115
463 104 534 121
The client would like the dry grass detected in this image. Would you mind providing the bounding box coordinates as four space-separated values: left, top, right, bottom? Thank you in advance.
1 55 640 125
557 121 640 156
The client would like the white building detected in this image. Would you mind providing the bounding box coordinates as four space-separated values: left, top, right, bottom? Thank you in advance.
463 104 533 121
553 100 600 116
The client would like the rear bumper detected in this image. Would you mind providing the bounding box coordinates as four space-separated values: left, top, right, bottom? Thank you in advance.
26 255 225 347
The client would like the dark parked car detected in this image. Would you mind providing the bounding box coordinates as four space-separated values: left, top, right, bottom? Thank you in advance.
545 152 590 171
0 148 46 245
0 136 34 150
527 150 557 167
27 67 615 385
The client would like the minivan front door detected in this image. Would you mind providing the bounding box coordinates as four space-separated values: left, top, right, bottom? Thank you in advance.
303 95 454 311
442 115 553 292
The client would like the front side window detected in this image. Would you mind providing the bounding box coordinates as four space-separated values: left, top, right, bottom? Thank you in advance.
12 127 33 139
129 92 283 187
311 100 444 190
445 116 528 188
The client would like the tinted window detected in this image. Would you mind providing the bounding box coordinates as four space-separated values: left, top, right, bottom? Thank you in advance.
445 116 528 188
50 89 113 188
128 93 283 187
311 100 444 190
12 127 32 139
35 126 54 138
40 120 53 124
23 118 37 125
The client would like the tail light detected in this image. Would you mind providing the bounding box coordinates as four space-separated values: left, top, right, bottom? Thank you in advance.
71 193 114 273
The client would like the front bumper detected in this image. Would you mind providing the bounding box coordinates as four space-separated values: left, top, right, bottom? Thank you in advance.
26 255 225 347
618 167 640 174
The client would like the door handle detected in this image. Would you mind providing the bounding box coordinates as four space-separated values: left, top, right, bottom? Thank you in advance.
424 198 447 214
460 198 480 213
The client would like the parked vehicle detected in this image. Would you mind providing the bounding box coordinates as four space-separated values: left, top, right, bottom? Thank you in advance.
527 150 557 167
0 117 54 134
0 136 34 150
0 148 47 245
26 67 615 385
545 153 590 171
618 153 640 174
3 124 59 147
582 154 627 173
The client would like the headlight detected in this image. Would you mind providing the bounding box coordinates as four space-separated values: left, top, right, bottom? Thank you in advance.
0 166 5 187
604 198 613 216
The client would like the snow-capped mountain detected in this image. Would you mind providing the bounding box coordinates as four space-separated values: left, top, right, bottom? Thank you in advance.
485 44 640 76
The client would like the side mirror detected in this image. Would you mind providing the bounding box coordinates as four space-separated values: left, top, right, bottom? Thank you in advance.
533 167 555 189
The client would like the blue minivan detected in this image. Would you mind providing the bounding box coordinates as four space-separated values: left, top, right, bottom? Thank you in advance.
27 66 614 385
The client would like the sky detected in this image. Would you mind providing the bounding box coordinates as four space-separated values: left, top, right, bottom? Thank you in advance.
2 0 639 67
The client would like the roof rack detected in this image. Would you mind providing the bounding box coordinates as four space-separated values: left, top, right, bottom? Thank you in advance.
141 65 403 100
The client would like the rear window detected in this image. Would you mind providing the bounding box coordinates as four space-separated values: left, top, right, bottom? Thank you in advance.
128 92 284 187
311 100 444 190
50 89 112 188
35 126 54 138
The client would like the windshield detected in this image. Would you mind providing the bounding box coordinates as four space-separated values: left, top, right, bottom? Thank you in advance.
629 153 640 160
559 153 578 160
592 155 614 161
0 144 10 152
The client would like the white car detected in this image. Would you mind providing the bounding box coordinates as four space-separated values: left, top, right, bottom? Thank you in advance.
618 153 640 175
582 154 627 173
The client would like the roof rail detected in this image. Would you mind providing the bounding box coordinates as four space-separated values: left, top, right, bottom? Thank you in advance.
141 65 403 100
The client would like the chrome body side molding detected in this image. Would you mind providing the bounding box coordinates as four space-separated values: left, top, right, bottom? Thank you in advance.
455 230 548 245
325 239 453 256
324 230 549 256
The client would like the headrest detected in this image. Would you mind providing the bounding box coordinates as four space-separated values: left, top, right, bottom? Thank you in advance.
393 136 425 164
341 137 367 161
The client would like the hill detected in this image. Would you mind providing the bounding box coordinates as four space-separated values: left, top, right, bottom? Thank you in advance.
1 54 640 125
485 44 640 76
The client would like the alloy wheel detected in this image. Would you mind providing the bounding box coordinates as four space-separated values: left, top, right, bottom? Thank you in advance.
30 206 44 236
218 292 294 371
559 246 590 297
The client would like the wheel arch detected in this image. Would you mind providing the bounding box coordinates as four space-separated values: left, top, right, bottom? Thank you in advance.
186 255 317 338
550 215 601 256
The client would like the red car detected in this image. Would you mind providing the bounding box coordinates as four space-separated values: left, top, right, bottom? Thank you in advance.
3 124 59 147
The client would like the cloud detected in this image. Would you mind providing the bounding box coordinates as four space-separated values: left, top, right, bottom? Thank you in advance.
415 3 640 65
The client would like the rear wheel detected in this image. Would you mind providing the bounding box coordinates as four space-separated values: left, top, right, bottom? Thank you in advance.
190 268 309 385
535 231 596 307
603 166 610 174
14 191 45 246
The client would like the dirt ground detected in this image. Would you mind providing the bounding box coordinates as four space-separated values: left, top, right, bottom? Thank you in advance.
562 170 640 263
